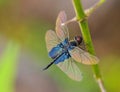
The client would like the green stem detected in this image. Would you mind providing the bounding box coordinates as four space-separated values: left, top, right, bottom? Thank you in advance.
72 0 106 92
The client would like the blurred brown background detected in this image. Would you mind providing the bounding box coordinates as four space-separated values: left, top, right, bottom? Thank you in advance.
1 0 120 55
0 0 120 92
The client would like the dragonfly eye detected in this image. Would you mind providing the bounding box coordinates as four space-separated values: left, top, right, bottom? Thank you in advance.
74 36 82 45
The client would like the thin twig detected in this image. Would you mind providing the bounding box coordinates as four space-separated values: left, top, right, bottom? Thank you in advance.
97 78 106 92
85 0 106 16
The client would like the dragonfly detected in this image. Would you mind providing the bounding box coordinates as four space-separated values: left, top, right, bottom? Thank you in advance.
44 11 99 81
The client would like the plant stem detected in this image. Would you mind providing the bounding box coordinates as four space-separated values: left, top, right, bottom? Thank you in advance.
72 0 106 92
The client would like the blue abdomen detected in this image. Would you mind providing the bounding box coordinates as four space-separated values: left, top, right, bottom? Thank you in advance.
49 38 75 64
49 45 62 59
54 52 71 64
49 38 69 59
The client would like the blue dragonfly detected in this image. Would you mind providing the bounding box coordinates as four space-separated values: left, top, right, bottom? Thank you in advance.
44 11 99 81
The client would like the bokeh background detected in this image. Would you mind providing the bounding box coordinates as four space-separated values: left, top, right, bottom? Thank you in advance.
0 0 120 92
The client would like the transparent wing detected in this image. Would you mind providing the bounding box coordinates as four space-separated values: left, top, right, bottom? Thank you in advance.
56 11 69 41
45 30 60 52
57 58 82 81
69 47 99 65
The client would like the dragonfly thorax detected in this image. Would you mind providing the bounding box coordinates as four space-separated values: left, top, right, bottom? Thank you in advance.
70 36 82 47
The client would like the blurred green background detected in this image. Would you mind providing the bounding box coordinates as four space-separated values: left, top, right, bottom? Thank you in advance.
0 0 120 92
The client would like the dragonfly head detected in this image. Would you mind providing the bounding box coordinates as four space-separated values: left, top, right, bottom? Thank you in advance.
74 36 82 45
